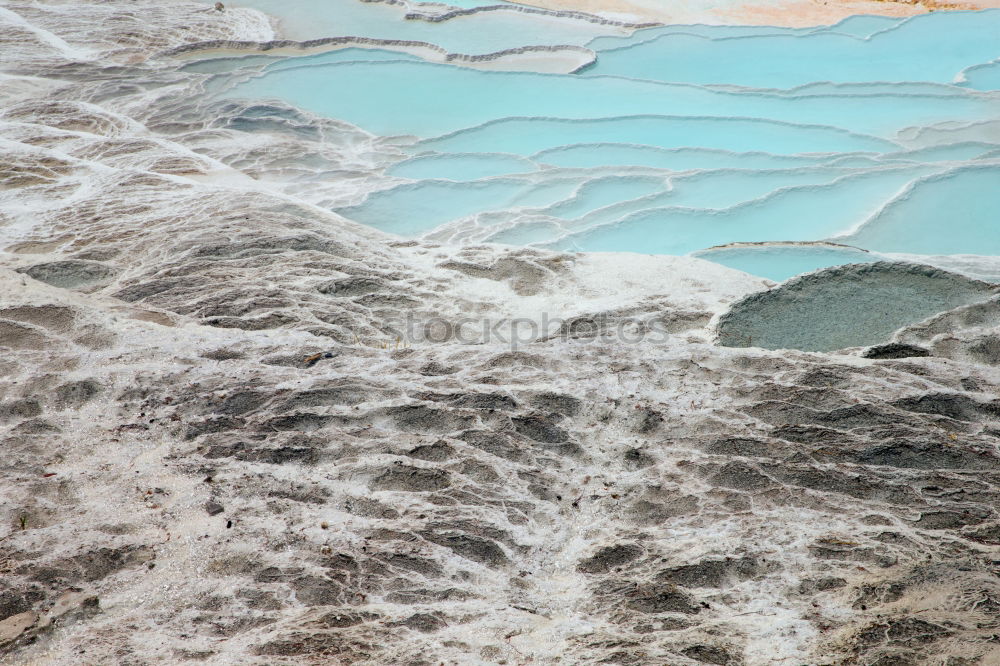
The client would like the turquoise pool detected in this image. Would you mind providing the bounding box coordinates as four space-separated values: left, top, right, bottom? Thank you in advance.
197 2 1000 282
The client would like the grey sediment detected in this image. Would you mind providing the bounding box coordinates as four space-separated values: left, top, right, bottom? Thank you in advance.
358 0 660 29
162 37 597 72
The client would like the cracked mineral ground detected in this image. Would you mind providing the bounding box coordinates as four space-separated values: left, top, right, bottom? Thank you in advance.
3 1 1000 665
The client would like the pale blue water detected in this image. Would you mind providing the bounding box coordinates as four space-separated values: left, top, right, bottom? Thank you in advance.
538 175 668 220
419 116 899 155
181 54 282 73
547 166 941 254
557 167 863 231
532 144 840 170
198 1 1000 282
841 165 1000 255
387 153 538 180
583 13 897 51
336 178 536 235
225 60 998 138
807 14 900 37
586 12 1000 87
885 142 1000 163
336 176 585 235
961 61 1000 91
691 244 881 281
585 24 808 52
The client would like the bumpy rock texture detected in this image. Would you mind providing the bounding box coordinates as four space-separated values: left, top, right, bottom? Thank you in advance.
2 2 1000 665
716 262 999 352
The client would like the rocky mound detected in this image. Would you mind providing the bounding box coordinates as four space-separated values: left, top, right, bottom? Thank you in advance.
716 262 999 352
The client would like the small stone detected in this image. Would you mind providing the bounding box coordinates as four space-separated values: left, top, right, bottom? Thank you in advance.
862 342 930 360
0 611 37 643
205 501 224 516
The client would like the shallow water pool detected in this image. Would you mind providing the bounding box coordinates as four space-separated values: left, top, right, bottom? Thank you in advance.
199 2 1000 281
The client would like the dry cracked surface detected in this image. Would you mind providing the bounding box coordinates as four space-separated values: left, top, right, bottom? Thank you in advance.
3 2 1000 664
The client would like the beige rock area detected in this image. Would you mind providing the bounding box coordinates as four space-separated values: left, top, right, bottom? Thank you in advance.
509 0 1000 27
3 2 1000 665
